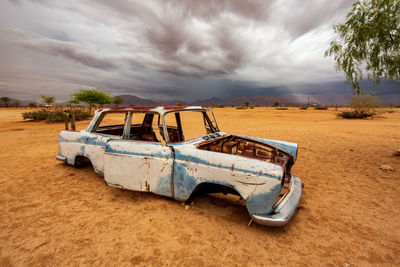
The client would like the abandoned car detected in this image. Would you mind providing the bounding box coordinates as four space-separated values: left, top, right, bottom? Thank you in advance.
56 106 303 226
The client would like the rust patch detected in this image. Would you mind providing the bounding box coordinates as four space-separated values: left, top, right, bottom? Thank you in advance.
145 181 150 192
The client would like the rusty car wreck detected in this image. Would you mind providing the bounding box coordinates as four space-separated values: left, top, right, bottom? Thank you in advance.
56 106 303 226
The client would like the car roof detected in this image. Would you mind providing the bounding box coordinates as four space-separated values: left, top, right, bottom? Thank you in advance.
96 106 204 115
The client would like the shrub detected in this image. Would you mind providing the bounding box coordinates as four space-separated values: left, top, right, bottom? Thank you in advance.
314 105 328 110
45 109 91 122
337 111 375 119
276 107 288 110
337 94 382 119
22 109 50 121
299 106 308 110
28 102 37 108
22 109 91 122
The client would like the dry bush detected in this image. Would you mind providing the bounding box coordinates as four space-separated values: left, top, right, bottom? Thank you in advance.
22 109 91 123
314 105 328 110
338 94 382 119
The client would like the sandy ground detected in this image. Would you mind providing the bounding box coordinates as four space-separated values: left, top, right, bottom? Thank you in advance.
0 107 399 266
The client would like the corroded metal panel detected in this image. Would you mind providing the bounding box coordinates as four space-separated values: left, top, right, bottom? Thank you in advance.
172 141 283 215
104 140 174 197
58 130 122 174
58 130 84 165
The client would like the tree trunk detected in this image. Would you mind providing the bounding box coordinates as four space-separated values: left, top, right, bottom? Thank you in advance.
64 113 69 130
71 110 76 131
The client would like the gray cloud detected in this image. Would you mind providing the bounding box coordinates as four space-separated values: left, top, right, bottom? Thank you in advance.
0 0 374 102
17 38 118 70
271 0 355 38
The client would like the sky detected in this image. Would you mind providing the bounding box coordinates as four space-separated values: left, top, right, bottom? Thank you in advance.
0 0 381 102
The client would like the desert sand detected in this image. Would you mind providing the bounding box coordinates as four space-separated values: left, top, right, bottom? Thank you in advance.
0 107 399 266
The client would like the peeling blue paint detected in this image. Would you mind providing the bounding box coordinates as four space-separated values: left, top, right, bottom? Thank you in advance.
153 175 173 197
173 162 199 201
81 136 104 146
79 144 85 154
246 183 282 216
105 146 170 159
173 149 280 179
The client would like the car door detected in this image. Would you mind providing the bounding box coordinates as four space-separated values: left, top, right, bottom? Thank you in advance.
83 111 127 175
82 131 119 175
103 112 174 197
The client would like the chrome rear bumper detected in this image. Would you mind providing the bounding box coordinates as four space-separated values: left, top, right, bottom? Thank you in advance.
252 176 303 226
56 155 67 162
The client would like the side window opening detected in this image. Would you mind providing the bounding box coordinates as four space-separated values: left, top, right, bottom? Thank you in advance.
94 112 128 136
128 112 162 143
164 112 183 143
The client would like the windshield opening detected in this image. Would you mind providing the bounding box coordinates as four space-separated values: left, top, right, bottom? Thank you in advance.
163 110 218 143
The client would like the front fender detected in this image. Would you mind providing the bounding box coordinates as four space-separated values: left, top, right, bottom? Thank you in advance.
172 146 283 202
245 180 282 216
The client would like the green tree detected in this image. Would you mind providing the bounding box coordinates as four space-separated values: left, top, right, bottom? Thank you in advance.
41 95 55 105
113 96 124 106
12 100 21 107
70 89 113 113
28 102 37 108
1 96 11 107
177 100 184 106
350 94 382 113
325 0 400 94
68 98 80 105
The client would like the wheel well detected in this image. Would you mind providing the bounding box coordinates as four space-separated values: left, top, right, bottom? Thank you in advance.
189 182 241 199
74 155 91 168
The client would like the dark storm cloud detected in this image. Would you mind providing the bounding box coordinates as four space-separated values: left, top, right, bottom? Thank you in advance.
0 0 367 102
227 85 291 97
18 38 118 70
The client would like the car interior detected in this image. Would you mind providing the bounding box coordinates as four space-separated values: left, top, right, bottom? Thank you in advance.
94 110 217 143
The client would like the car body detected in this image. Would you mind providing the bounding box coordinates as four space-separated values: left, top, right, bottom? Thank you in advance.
56 106 303 226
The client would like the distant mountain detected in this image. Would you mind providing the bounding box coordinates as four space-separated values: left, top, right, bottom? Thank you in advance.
203 94 353 106
7 91 400 107
118 95 159 106
0 97 32 107
191 97 225 106
94 93 400 107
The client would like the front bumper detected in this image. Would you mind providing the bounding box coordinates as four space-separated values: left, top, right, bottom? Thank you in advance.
252 176 303 226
